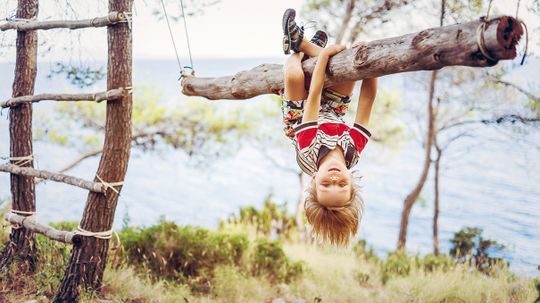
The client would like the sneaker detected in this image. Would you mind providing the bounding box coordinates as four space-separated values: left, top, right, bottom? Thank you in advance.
302 30 328 61
311 30 328 48
282 8 304 54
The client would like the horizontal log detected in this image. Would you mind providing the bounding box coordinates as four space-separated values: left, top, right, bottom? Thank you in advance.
182 16 523 100
0 88 126 108
0 11 126 31
0 163 106 193
4 213 83 246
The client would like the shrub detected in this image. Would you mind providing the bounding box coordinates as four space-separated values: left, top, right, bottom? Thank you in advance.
119 220 249 290
352 239 381 263
250 239 304 283
220 195 297 240
450 226 508 274
380 252 413 284
418 253 456 272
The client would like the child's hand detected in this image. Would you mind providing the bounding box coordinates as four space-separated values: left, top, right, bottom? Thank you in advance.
321 44 346 57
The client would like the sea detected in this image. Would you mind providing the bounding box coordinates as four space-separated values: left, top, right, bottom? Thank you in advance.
0 57 539 277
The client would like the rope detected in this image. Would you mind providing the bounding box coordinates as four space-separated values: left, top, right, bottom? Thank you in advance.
519 21 528 65
514 0 528 66
159 0 195 77
476 20 497 62
179 0 194 72
75 225 113 239
6 210 36 230
96 174 124 195
159 0 184 74
1 154 33 166
486 0 493 19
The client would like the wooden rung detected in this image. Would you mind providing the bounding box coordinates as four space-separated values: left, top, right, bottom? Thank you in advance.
0 163 106 193
4 213 83 246
0 11 126 31
1 88 126 108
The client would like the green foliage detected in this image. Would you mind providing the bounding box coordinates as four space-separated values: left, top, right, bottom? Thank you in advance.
380 251 413 284
118 219 303 292
32 233 72 297
380 252 458 284
250 239 304 283
40 86 258 163
119 220 248 286
366 87 407 145
419 253 456 273
450 226 507 274
219 194 297 240
352 239 380 264
47 63 105 88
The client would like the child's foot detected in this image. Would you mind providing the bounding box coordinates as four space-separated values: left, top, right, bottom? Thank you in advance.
282 8 303 54
311 30 328 48
302 30 328 61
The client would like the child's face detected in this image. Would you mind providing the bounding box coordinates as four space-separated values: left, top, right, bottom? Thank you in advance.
314 160 352 207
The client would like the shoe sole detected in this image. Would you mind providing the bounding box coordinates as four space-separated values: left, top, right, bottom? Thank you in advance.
282 9 295 55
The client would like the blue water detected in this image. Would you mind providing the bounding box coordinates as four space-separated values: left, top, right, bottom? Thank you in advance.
0 58 539 277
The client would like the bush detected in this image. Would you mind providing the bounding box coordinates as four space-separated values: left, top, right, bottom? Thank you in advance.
119 220 249 290
380 252 413 284
450 226 508 274
418 253 456 273
352 239 381 264
250 239 304 283
219 195 297 240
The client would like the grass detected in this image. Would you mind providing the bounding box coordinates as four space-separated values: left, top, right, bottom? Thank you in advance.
0 218 538 303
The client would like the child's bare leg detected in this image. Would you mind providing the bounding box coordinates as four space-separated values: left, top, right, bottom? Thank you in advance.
284 52 307 101
297 38 323 58
327 81 356 96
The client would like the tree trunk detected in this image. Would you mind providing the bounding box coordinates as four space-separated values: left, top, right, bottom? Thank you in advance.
182 16 523 100
335 0 355 44
0 0 38 272
396 70 437 251
55 0 132 301
433 142 442 256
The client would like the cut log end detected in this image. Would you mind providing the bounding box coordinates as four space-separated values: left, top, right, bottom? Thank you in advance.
72 235 84 247
497 16 523 58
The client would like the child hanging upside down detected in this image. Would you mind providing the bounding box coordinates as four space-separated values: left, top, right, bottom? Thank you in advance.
281 8 378 245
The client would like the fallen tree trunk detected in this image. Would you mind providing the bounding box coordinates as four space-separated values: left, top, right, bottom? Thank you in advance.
182 16 523 100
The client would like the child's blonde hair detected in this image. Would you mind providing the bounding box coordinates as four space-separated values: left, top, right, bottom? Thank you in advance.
304 174 364 246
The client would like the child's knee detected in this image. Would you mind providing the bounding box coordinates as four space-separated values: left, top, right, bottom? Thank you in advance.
284 65 304 82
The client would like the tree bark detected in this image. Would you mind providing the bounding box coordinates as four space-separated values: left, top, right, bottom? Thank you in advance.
433 141 442 256
0 0 38 273
182 16 523 100
396 70 437 251
55 0 133 301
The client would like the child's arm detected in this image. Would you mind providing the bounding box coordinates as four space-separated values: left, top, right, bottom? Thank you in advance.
301 45 346 123
354 77 378 126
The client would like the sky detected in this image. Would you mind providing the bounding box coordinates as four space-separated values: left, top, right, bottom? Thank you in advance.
0 0 538 62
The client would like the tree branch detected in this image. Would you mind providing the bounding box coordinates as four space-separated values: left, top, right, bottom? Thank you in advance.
0 12 127 31
439 114 540 131
4 213 82 246
0 163 106 193
492 79 540 103
0 88 127 108
182 16 523 100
